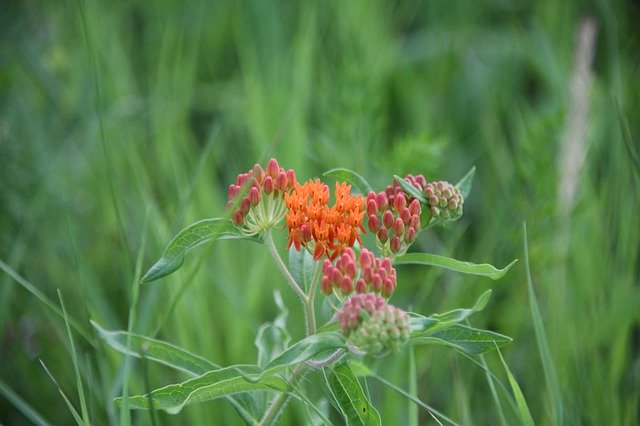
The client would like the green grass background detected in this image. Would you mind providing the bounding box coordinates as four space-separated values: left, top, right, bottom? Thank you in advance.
1 0 639 424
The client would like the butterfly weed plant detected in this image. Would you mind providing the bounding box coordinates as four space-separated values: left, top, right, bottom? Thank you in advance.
95 158 517 424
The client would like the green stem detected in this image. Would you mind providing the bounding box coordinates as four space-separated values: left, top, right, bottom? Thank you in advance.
304 261 322 336
264 230 308 303
258 363 306 426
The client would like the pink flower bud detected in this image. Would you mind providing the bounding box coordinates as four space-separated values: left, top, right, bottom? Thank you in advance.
345 261 357 279
377 228 389 244
366 199 378 216
376 192 389 211
286 169 296 189
393 192 406 212
392 218 405 236
409 215 420 230
232 210 244 225
400 207 411 225
390 236 401 253
372 274 383 291
382 279 395 297
409 199 421 216
404 227 416 244
240 197 251 215
300 223 312 243
341 277 353 294
359 249 374 268
331 268 342 285
249 186 260 206
382 210 394 229
321 276 332 295
228 184 240 200
275 171 288 191
237 173 248 187
345 247 356 262
363 266 373 283
263 176 274 194
355 278 367 293
367 214 380 233
380 257 392 272
322 259 332 275
267 158 280 178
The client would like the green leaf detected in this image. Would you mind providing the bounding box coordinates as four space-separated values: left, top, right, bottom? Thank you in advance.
92 321 219 376
262 332 346 375
455 166 476 200
411 324 512 355
394 175 427 204
410 290 492 334
325 362 381 425
323 168 373 195
114 366 288 414
141 218 261 283
496 347 535 426
394 253 517 281
288 245 317 293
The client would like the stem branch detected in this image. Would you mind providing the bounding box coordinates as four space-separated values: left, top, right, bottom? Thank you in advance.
264 230 308 303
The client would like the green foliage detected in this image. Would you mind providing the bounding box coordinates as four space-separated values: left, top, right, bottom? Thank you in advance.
395 253 516 280
325 362 381 425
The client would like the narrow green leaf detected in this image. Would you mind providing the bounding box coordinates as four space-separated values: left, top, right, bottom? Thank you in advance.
114 366 288 414
325 362 381 425
58 291 90 424
323 168 373 195
496 347 535 426
288 245 317 293
394 175 427 204
0 378 52 426
455 166 476 200
410 290 492 334
141 218 261 283
411 324 512 355
523 223 562 423
39 360 84 425
395 253 517 281
92 321 219 376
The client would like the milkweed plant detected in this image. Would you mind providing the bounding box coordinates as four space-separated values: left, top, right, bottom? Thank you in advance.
94 158 517 424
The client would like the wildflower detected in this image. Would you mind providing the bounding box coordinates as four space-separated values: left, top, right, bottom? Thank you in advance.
285 180 365 260
227 158 296 236
321 248 397 298
337 293 410 356
365 189 421 257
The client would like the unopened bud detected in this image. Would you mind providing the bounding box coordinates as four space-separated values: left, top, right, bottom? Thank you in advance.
267 158 280 178
377 228 389 244
263 176 274 194
368 214 381 233
382 210 394 229
390 236 401 253
392 218 405 236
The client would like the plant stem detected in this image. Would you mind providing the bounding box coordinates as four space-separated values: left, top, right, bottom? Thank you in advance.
264 230 308 303
258 363 306 426
304 262 322 335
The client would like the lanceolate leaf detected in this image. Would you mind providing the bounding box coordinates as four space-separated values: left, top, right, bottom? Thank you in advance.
92 321 218 376
411 324 512 355
114 331 347 415
394 253 517 281
142 218 261 283
323 168 373 195
455 166 476 200
410 290 492 334
394 175 427 204
114 366 288 414
325 362 381 425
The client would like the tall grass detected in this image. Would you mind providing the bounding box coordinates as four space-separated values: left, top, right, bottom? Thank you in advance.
1 0 639 424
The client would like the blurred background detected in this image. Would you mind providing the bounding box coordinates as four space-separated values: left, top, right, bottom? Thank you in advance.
1 0 639 424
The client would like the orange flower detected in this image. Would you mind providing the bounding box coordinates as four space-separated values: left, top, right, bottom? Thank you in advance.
285 179 366 260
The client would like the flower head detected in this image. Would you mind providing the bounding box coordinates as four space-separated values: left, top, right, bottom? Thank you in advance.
337 293 410 356
285 180 365 260
390 174 464 223
227 158 296 236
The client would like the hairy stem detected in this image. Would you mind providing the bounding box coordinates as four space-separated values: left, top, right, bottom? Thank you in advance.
259 364 306 426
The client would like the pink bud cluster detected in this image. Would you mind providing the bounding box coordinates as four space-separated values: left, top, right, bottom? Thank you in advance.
365 189 421 255
337 292 386 335
321 248 397 297
391 174 463 222
227 158 296 226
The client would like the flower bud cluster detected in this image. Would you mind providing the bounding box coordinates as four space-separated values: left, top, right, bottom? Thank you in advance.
227 158 296 236
337 293 410 356
365 189 421 256
392 174 464 223
321 248 397 297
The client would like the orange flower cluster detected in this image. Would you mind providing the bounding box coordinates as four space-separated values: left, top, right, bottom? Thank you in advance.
285 179 366 260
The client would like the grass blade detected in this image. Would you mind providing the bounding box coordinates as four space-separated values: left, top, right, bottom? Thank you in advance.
39 360 84 425
58 290 90 424
0 378 52 426
496 347 534 426
523 223 563 423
